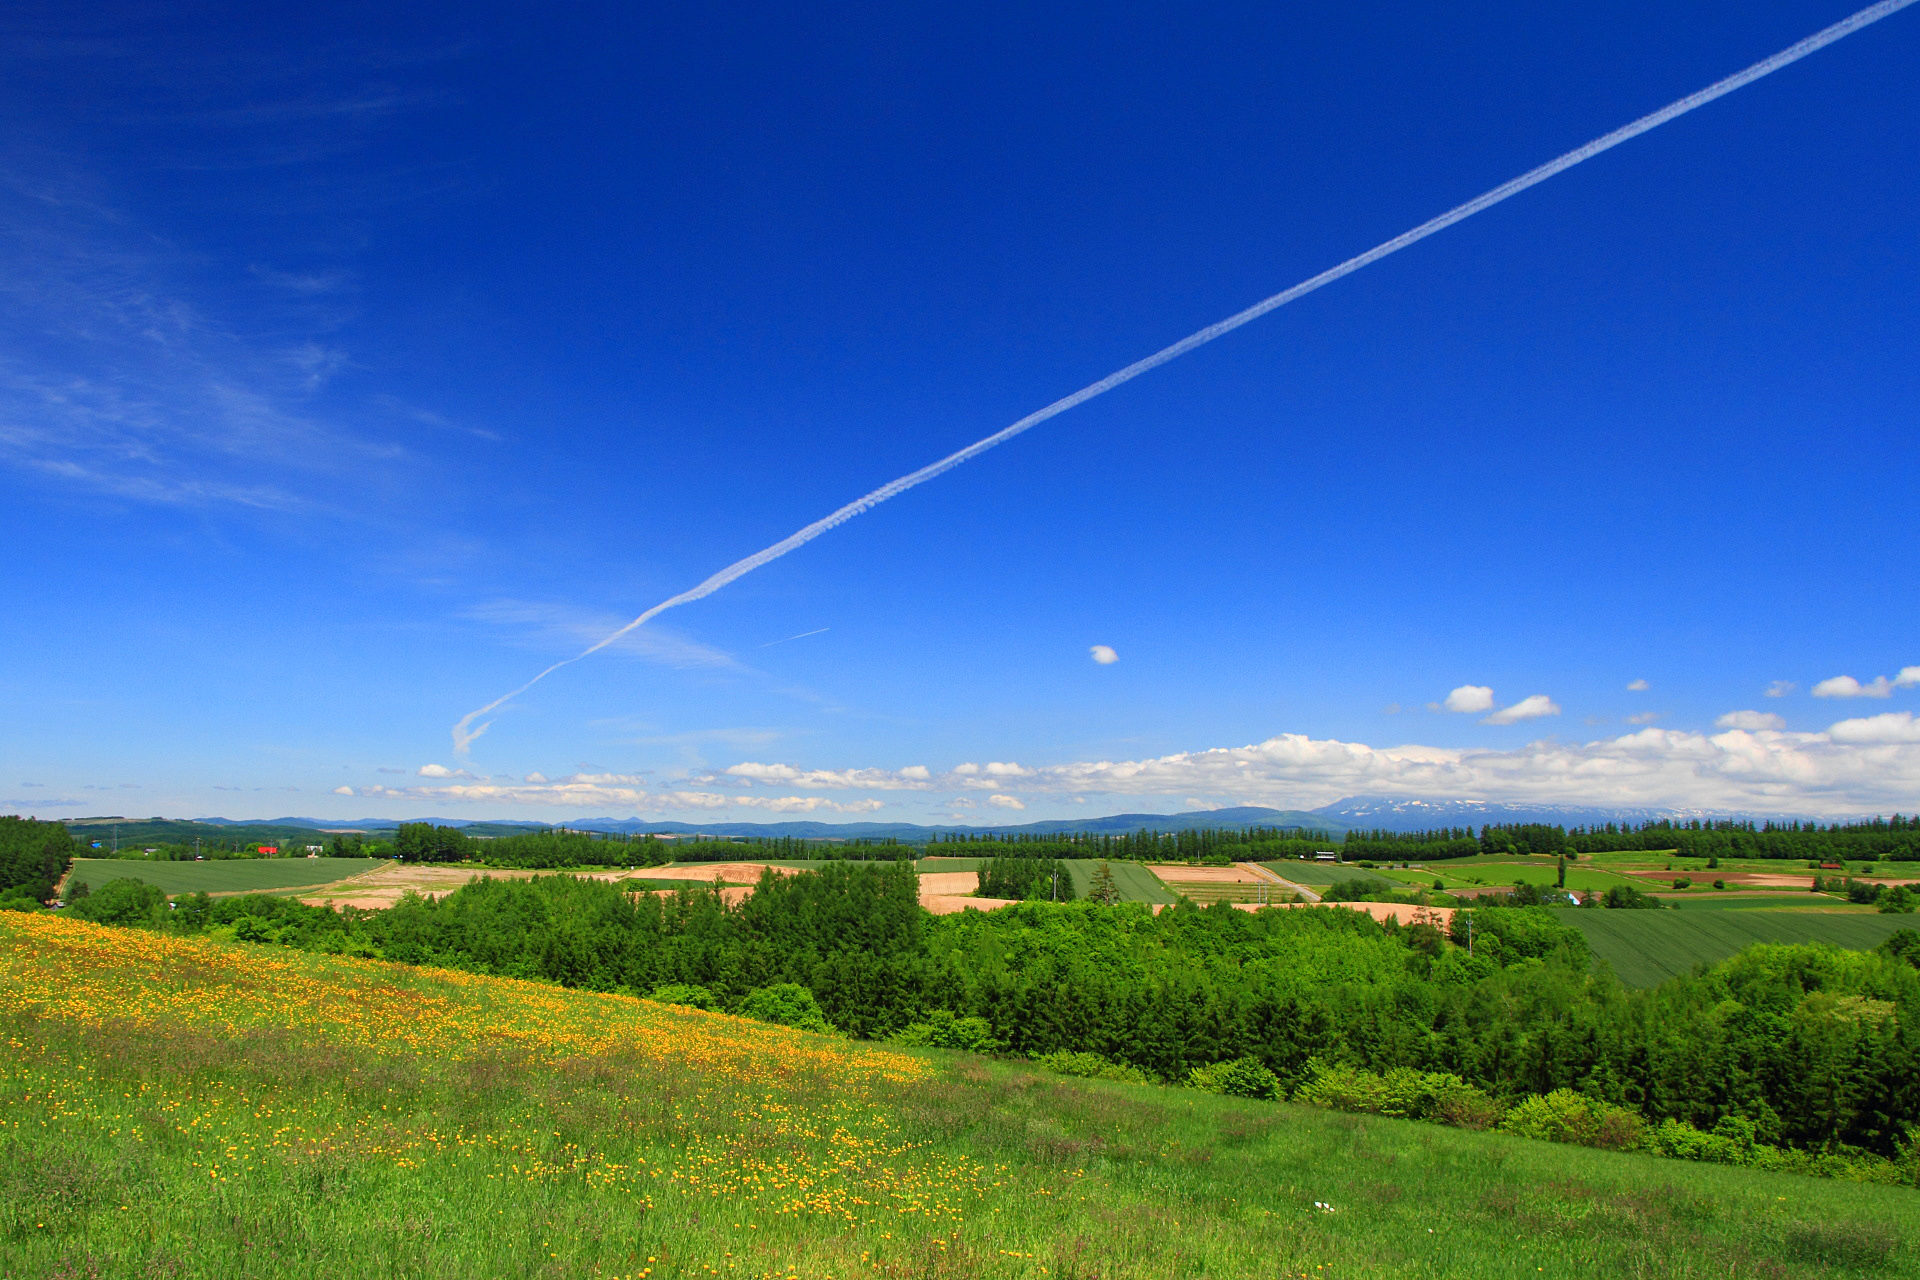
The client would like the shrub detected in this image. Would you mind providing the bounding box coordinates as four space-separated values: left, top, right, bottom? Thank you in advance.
0 884 45 912
1291 1062 1388 1113
1499 1090 1643 1151
736 983 834 1034
1879 886 1916 914
1188 1057 1280 1100
1293 1063 1498 1129
1036 1051 1149 1083
68 878 167 928
648 983 719 1010
893 1010 1005 1053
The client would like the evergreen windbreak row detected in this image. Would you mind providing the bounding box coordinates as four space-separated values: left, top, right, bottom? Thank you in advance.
43 810 1920 877
68 862 1920 1163
384 816 1920 870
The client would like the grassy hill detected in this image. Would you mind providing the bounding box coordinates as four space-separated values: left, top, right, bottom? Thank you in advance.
2 913 1911 1278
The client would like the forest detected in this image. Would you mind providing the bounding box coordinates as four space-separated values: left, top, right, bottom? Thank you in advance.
60 858 1920 1171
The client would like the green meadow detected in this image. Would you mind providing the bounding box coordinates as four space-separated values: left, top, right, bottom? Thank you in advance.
62 856 381 897
1554 907 1920 987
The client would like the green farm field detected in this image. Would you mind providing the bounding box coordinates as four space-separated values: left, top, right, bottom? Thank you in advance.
63 856 381 897
1555 908 1920 987
1653 894 1881 910
1063 858 1179 903
5 912 1913 1280
1259 861 1394 888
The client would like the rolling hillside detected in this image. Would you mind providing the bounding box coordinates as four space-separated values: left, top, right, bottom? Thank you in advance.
3 913 1912 1278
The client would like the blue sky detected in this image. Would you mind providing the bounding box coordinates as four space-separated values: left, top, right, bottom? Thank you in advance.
3 0 1917 824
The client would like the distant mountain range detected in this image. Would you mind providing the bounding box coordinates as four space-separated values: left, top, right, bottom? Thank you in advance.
560 806 1344 841
51 796 1820 846
1310 796 1744 831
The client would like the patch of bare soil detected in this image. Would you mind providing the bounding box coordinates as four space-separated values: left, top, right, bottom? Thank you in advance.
1625 869 1813 888
299 862 648 909
917 872 980 896
1268 901 1456 927
922 894 1021 915
624 863 800 885
1146 864 1264 885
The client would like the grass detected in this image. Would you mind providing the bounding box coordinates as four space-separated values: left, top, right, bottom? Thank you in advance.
1259 861 1395 888
62 857 381 897
1554 908 1919 986
3 912 1914 1280
1653 894 1880 911
1060 859 1179 904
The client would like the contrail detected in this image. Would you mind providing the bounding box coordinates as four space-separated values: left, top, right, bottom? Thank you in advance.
454 0 1914 752
759 627 831 648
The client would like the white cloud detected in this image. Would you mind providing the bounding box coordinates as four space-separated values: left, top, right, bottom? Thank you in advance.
1827 711 1920 745
1765 681 1796 698
722 762 934 790
987 794 1026 810
525 772 548 784
417 763 477 779
332 785 354 796
1626 712 1660 725
1716 710 1785 731
1813 675 1885 699
1443 685 1495 714
1484 694 1561 725
1089 645 1119 665
1813 668 1919 700
902 724 1920 816
1627 679 1650 692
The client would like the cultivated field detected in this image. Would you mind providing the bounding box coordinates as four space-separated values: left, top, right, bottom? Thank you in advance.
1555 908 1920 987
4 912 1912 1278
1147 863 1292 905
63 856 380 897
1258 860 1395 888
1062 858 1179 904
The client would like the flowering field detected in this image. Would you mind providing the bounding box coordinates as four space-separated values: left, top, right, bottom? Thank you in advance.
3 913 1915 1279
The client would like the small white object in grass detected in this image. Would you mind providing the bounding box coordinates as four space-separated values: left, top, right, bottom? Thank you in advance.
1089 645 1119 665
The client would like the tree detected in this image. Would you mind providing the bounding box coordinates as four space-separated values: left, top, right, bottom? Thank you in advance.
737 983 833 1033
68 877 166 927
1088 861 1119 906
0 816 75 898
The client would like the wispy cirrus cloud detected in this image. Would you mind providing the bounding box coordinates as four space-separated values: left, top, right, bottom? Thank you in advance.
0 162 404 509
349 772 884 814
